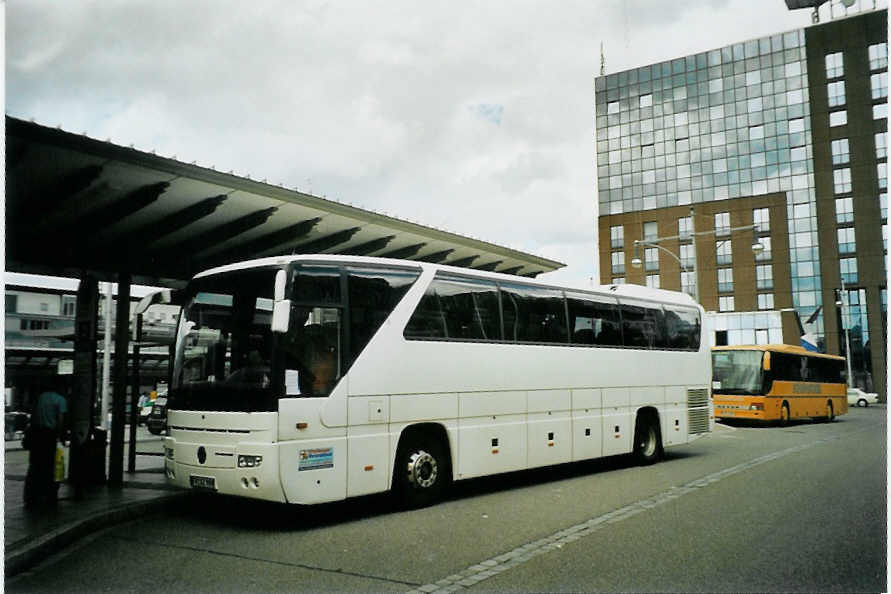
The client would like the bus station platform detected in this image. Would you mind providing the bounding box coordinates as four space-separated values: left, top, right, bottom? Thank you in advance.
4 428 186 577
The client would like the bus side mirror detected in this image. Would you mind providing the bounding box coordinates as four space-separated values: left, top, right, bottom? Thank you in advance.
763 351 771 371
272 300 291 333
272 270 290 333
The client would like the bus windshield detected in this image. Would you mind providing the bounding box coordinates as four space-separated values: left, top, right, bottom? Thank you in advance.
712 350 764 395
170 267 279 412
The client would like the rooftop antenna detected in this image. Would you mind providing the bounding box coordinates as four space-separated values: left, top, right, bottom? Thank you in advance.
600 42 605 76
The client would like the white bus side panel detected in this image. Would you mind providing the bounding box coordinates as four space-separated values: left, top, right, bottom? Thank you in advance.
662 387 688 446
527 410 572 468
390 393 458 423
457 414 527 479
601 388 632 457
278 398 348 504
279 436 347 504
526 389 572 468
571 389 604 461
345 396 391 497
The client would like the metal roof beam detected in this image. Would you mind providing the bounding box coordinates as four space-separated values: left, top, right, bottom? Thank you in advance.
445 255 479 268
70 182 170 238
379 242 427 260
499 266 523 276
145 207 278 273
291 227 361 254
473 260 503 272
12 165 105 239
205 217 322 265
341 235 396 256
18 164 104 217
417 249 454 263
95 194 228 250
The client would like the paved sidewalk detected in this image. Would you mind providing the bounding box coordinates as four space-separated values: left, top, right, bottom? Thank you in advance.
4 427 188 577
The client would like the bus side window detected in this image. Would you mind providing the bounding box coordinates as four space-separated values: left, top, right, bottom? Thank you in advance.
664 306 700 350
404 290 447 339
438 279 500 340
620 303 652 348
499 284 567 344
348 267 419 363
404 277 499 341
567 295 622 346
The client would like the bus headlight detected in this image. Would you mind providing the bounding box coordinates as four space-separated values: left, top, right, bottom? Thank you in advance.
238 455 263 468
749 403 764 411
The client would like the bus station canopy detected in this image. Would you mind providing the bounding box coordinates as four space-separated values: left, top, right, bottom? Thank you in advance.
6 116 564 288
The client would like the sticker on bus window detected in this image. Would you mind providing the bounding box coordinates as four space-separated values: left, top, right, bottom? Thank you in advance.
299 448 333 471
712 381 722 390
285 369 301 395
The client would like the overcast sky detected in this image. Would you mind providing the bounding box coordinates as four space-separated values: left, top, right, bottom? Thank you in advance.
5 0 879 288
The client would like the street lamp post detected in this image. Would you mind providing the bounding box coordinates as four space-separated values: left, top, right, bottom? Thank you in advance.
630 207 763 304
835 280 854 389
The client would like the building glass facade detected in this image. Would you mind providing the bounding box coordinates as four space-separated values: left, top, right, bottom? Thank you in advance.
596 9 887 395
596 27 825 330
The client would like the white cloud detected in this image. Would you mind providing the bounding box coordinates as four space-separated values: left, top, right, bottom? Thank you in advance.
7 0 869 288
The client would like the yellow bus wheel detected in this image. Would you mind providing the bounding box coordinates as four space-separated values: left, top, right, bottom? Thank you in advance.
779 402 790 427
826 401 835 422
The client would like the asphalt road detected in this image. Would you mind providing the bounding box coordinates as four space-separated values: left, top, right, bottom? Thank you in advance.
7 406 886 593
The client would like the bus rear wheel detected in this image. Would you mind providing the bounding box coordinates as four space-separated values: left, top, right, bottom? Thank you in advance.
394 434 450 508
779 402 790 427
825 401 835 422
633 412 662 465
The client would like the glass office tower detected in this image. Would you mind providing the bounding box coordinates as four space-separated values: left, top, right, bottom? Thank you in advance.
595 9 887 395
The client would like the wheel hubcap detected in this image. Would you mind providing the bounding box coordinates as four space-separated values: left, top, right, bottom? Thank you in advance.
640 427 656 457
407 450 437 488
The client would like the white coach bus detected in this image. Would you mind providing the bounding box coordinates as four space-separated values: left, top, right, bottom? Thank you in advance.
162 255 711 507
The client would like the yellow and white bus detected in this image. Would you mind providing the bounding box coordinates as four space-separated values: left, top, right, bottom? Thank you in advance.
712 345 847 425
162 255 712 507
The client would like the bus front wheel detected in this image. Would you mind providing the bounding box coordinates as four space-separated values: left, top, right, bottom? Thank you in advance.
394 435 450 508
825 401 835 422
633 412 662 465
779 402 790 427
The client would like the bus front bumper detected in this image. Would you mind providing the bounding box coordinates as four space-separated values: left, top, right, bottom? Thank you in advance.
164 439 287 503
714 404 766 421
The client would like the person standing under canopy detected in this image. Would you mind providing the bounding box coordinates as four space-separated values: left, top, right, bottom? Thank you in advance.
24 377 68 506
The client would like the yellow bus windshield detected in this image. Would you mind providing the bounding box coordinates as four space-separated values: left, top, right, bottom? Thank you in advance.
712 350 764 395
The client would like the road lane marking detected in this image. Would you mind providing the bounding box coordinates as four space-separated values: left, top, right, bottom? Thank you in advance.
408 429 861 594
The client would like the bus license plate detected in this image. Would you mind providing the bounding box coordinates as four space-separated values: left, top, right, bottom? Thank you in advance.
190 475 216 491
